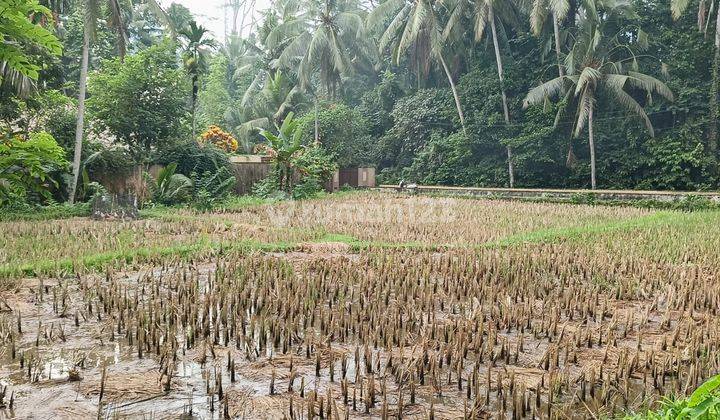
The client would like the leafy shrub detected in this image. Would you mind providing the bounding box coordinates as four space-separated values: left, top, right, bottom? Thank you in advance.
570 193 597 205
0 202 91 222
297 103 373 168
252 172 287 199
144 163 194 205
257 112 306 193
292 177 322 200
0 132 69 207
191 166 237 210
355 71 405 139
154 140 231 178
87 42 189 159
83 146 135 180
376 89 454 176
292 146 336 199
625 375 720 419
256 112 338 200
33 90 77 156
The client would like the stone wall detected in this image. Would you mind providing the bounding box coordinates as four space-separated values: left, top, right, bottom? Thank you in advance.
378 184 720 203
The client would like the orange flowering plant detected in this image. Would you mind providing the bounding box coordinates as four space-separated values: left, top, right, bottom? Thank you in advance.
200 125 239 153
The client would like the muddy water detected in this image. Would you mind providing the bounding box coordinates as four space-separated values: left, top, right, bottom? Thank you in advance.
0 260 472 419
0 251 713 419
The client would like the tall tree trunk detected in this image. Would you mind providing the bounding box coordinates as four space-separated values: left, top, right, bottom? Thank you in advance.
710 8 720 156
232 3 240 34
192 75 198 137
69 26 91 204
553 11 564 78
489 5 514 188
438 53 466 134
553 11 577 166
588 101 596 190
314 96 319 145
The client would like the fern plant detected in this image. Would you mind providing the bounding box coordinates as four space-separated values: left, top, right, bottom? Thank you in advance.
144 163 193 205
191 167 236 210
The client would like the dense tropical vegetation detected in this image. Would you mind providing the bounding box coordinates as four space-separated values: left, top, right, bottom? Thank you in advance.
1 0 719 212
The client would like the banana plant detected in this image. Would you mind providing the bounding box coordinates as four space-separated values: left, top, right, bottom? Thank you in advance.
257 112 305 193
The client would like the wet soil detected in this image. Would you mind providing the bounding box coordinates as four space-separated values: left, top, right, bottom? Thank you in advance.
0 247 715 419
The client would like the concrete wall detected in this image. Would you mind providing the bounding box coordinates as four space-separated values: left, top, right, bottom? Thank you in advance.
378 184 720 203
230 161 271 195
96 158 374 198
97 164 163 201
339 167 376 188
358 167 376 188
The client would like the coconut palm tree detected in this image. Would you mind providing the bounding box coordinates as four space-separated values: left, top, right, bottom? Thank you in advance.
68 0 171 203
368 0 467 133
228 70 304 152
671 0 719 153
530 0 570 78
260 0 307 62
275 0 372 98
523 19 674 189
180 21 217 138
444 0 524 186
68 0 127 204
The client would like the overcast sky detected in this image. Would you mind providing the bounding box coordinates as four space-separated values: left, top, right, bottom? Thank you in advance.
164 0 272 41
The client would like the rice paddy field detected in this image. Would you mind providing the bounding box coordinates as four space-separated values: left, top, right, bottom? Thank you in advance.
0 191 719 419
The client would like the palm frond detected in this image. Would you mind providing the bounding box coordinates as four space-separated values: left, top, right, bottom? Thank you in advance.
336 12 365 39
397 0 428 60
605 78 654 136
443 0 470 40
530 0 548 36
265 19 308 50
145 0 174 37
574 66 600 96
328 29 351 75
549 0 570 20
671 0 692 19
276 31 311 69
573 87 594 137
474 1 490 42
379 4 411 52
84 0 101 41
107 0 128 60
367 0 406 32
524 76 570 107
241 71 267 108
626 71 674 101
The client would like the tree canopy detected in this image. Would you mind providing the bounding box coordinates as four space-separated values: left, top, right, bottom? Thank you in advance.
3 0 720 208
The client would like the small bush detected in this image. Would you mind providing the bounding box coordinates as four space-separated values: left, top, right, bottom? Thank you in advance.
144 163 194 205
292 177 322 200
625 375 720 419
154 140 231 178
191 166 237 210
0 202 90 222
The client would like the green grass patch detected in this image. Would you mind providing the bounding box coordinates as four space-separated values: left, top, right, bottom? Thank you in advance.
0 202 91 222
4 198 715 281
485 211 679 247
0 238 299 280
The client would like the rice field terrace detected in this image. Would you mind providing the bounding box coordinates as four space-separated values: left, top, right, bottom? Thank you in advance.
0 192 719 419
